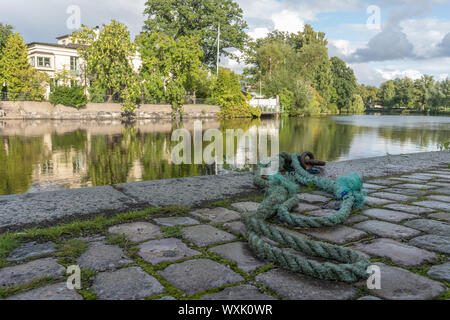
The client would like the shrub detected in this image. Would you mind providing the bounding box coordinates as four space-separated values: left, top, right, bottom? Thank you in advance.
49 86 87 108
218 93 261 119
279 88 294 114
88 85 106 103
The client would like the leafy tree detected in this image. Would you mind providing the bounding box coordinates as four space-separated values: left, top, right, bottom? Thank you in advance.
0 23 13 53
142 0 248 66
0 32 48 100
330 56 357 111
72 21 140 113
214 67 260 118
138 32 203 117
379 80 395 108
347 94 365 113
357 84 379 106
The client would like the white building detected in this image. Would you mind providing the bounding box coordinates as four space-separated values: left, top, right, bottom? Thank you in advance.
27 34 141 99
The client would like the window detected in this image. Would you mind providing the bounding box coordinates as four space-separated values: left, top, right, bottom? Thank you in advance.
29 57 35 67
70 56 79 71
37 57 51 68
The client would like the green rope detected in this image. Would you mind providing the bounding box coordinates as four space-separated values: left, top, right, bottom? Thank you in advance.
242 152 371 283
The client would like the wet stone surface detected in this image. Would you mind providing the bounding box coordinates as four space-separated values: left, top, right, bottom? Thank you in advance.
404 219 450 236
153 216 200 227
108 222 163 242
189 207 241 223
209 242 266 272
362 208 417 222
353 220 421 239
6 241 56 262
158 259 244 295
138 238 200 264
76 242 133 271
182 225 237 247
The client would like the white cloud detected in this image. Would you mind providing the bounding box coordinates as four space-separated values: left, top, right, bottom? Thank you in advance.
248 27 270 40
271 10 305 33
375 68 423 81
439 74 449 81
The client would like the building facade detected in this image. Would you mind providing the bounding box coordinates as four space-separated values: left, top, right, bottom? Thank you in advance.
27 34 141 99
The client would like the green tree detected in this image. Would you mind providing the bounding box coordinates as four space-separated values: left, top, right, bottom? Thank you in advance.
142 0 248 67
138 32 203 117
72 21 140 113
330 56 357 111
379 80 395 109
0 32 47 100
347 94 365 113
0 23 13 53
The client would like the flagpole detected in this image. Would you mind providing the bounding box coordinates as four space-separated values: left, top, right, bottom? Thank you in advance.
217 24 220 76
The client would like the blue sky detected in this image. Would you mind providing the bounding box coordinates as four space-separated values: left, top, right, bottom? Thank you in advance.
1 0 449 86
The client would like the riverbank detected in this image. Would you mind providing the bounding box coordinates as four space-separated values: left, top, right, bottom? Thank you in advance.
0 150 448 300
0 101 220 120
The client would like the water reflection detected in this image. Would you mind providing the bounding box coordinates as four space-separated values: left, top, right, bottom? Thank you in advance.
0 115 448 195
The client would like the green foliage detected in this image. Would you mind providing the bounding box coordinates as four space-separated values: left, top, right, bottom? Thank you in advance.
439 141 450 151
0 32 48 100
0 23 13 53
88 84 106 103
49 86 87 109
161 225 183 238
279 88 294 114
330 56 357 111
142 0 248 67
138 32 203 117
213 67 260 119
73 21 140 113
347 94 365 114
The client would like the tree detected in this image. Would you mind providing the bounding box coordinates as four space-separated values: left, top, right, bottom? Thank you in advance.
379 80 395 108
330 56 357 111
0 23 13 53
0 32 48 100
138 32 203 117
142 0 248 67
347 94 365 113
72 21 140 113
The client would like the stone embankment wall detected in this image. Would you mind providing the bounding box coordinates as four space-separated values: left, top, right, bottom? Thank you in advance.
0 101 220 120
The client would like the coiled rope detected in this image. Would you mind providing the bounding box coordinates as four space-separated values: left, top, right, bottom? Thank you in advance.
242 152 371 283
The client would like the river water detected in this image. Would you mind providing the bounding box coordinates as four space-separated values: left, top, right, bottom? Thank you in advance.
0 115 448 195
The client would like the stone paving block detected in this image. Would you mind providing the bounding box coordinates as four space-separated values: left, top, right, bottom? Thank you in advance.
0 258 65 287
153 216 200 227
353 220 421 239
429 212 450 222
429 195 450 203
345 214 369 224
108 222 163 242
201 285 275 300
427 263 450 282
293 203 320 213
403 174 434 181
383 203 435 215
409 235 450 254
404 219 450 236
364 196 394 207
367 263 446 300
76 242 133 271
370 192 414 202
6 241 56 262
397 184 437 190
189 207 241 223
158 259 244 295
388 188 428 197
420 173 450 179
182 225 236 247
413 200 450 211
0 186 136 231
231 202 260 212
362 208 417 222
92 267 164 300
209 242 266 272
351 238 438 267
429 182 450 188
431 188 450 195
297 193 330 204
222 221 246 235
390 177 433 184
368 179 399 186
363 183 385 190
302 226 367 244
255 269 357 300
138 238 200 265
7 282 83 300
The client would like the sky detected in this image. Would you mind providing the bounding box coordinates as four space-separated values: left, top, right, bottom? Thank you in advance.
1 0 449 86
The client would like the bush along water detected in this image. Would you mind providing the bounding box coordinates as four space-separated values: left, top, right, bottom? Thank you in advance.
49 86 87 109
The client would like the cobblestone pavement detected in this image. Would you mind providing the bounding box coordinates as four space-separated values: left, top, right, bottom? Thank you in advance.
1 168 449 300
